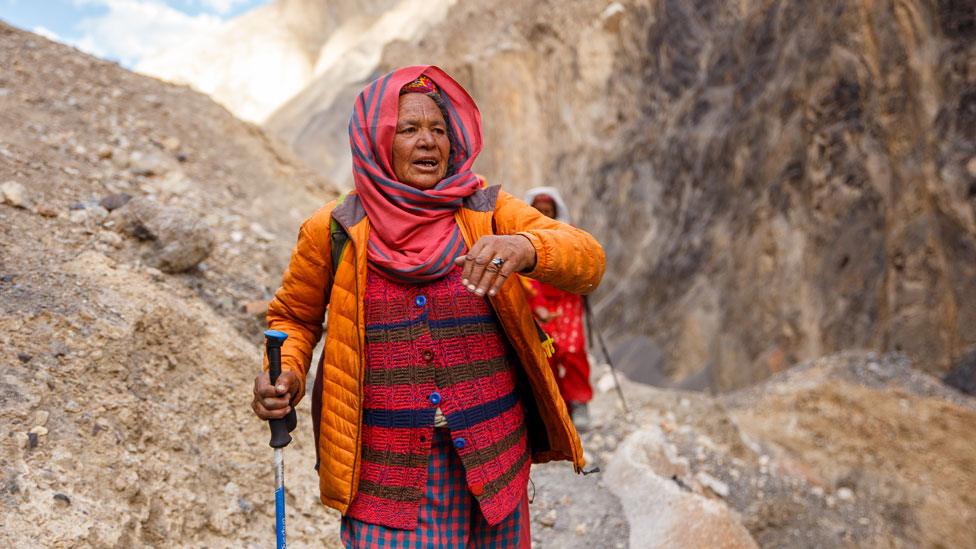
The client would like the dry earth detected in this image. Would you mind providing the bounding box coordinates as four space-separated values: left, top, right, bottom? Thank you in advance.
0 23 341 547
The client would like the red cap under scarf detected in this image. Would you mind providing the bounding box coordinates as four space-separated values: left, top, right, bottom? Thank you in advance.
349 66 484 283
400 75 439 95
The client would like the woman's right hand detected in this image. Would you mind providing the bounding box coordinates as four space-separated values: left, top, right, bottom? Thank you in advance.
454 234 537 297
251 370 300 420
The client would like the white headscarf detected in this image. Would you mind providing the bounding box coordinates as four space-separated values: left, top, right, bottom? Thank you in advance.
523 186 571 224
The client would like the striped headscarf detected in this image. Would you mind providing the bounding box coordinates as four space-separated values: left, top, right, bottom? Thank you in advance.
349 66 484 283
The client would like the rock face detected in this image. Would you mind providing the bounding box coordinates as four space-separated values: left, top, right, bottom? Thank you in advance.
261 0 457 180
0 23 339 548
144 0 976 390
375 0 976 390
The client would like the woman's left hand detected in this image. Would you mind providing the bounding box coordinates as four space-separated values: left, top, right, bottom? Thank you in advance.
454 234 536 297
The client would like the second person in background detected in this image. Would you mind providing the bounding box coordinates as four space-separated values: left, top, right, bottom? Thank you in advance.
522 187 596 432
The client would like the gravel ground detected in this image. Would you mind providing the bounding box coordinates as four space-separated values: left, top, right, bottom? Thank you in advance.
527 366 631 548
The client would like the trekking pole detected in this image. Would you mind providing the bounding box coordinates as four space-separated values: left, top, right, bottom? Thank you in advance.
583 298 629 413
264 329 294 549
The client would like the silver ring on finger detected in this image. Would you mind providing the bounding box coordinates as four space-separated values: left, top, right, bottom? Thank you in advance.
491 257 505 267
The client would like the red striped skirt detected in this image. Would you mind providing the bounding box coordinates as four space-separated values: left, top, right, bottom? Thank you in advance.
341 428 531 548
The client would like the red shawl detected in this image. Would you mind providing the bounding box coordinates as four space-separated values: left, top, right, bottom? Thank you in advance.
349 66 484 282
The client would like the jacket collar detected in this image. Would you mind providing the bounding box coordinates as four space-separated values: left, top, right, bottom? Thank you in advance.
332 191 367 232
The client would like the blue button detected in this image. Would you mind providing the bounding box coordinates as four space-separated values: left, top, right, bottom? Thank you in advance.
453 437 466 449
415 295 427 307
428 392 442 405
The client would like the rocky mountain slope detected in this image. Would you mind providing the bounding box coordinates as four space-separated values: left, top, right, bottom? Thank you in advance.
148 0 976 392
392 0 970 393
0 23 340 547
3 16 976 549
376 0 976 392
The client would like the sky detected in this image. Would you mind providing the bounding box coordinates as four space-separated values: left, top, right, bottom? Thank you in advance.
0 0 270 67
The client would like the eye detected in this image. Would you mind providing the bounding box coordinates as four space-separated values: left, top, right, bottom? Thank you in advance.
398 126 416 134
433 127 446 135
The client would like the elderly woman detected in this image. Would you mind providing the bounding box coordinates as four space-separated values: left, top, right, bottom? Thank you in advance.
251 66 605 547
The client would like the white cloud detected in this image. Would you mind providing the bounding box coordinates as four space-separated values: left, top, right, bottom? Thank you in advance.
70 0 225 66
198 0 247 14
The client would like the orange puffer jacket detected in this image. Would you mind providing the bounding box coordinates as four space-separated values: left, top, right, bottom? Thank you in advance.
266 185 605 514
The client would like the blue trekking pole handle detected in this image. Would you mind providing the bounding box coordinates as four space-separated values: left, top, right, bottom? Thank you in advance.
264 329 290 549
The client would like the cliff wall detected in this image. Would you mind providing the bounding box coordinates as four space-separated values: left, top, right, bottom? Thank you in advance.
377 0 976 390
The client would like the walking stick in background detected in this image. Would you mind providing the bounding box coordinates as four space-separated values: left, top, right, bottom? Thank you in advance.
264 329 295 549
583 297 629 413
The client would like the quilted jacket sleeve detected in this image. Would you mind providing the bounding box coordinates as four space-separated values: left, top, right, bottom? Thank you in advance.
494 190 605 295
265 202 336 401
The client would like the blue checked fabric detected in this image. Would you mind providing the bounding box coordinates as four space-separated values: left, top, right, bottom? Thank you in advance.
340 428 529 548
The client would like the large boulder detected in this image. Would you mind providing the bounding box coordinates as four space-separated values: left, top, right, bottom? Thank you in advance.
111 197 214 273
604 426 759 549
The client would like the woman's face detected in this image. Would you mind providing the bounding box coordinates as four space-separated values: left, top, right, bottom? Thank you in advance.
532 198 557 219
392 93 451 189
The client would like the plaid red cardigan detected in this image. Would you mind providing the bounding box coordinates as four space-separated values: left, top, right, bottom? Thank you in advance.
344 267 531 530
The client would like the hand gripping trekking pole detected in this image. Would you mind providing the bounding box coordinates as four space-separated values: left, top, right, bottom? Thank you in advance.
265 329 294 549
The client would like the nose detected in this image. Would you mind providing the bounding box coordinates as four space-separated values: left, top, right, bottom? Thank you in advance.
416 128 435 148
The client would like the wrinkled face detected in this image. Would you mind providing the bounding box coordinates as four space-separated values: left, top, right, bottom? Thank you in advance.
532 198 557 219
392 93 451 189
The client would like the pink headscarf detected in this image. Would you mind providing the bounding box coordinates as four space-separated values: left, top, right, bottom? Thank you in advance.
349 66 484 283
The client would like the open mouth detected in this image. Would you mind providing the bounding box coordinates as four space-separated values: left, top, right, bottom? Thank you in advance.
413 158 439 171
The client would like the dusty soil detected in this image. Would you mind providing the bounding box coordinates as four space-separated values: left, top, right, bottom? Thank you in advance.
729 354 976 548
0 22 340 548
527 436 629 548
